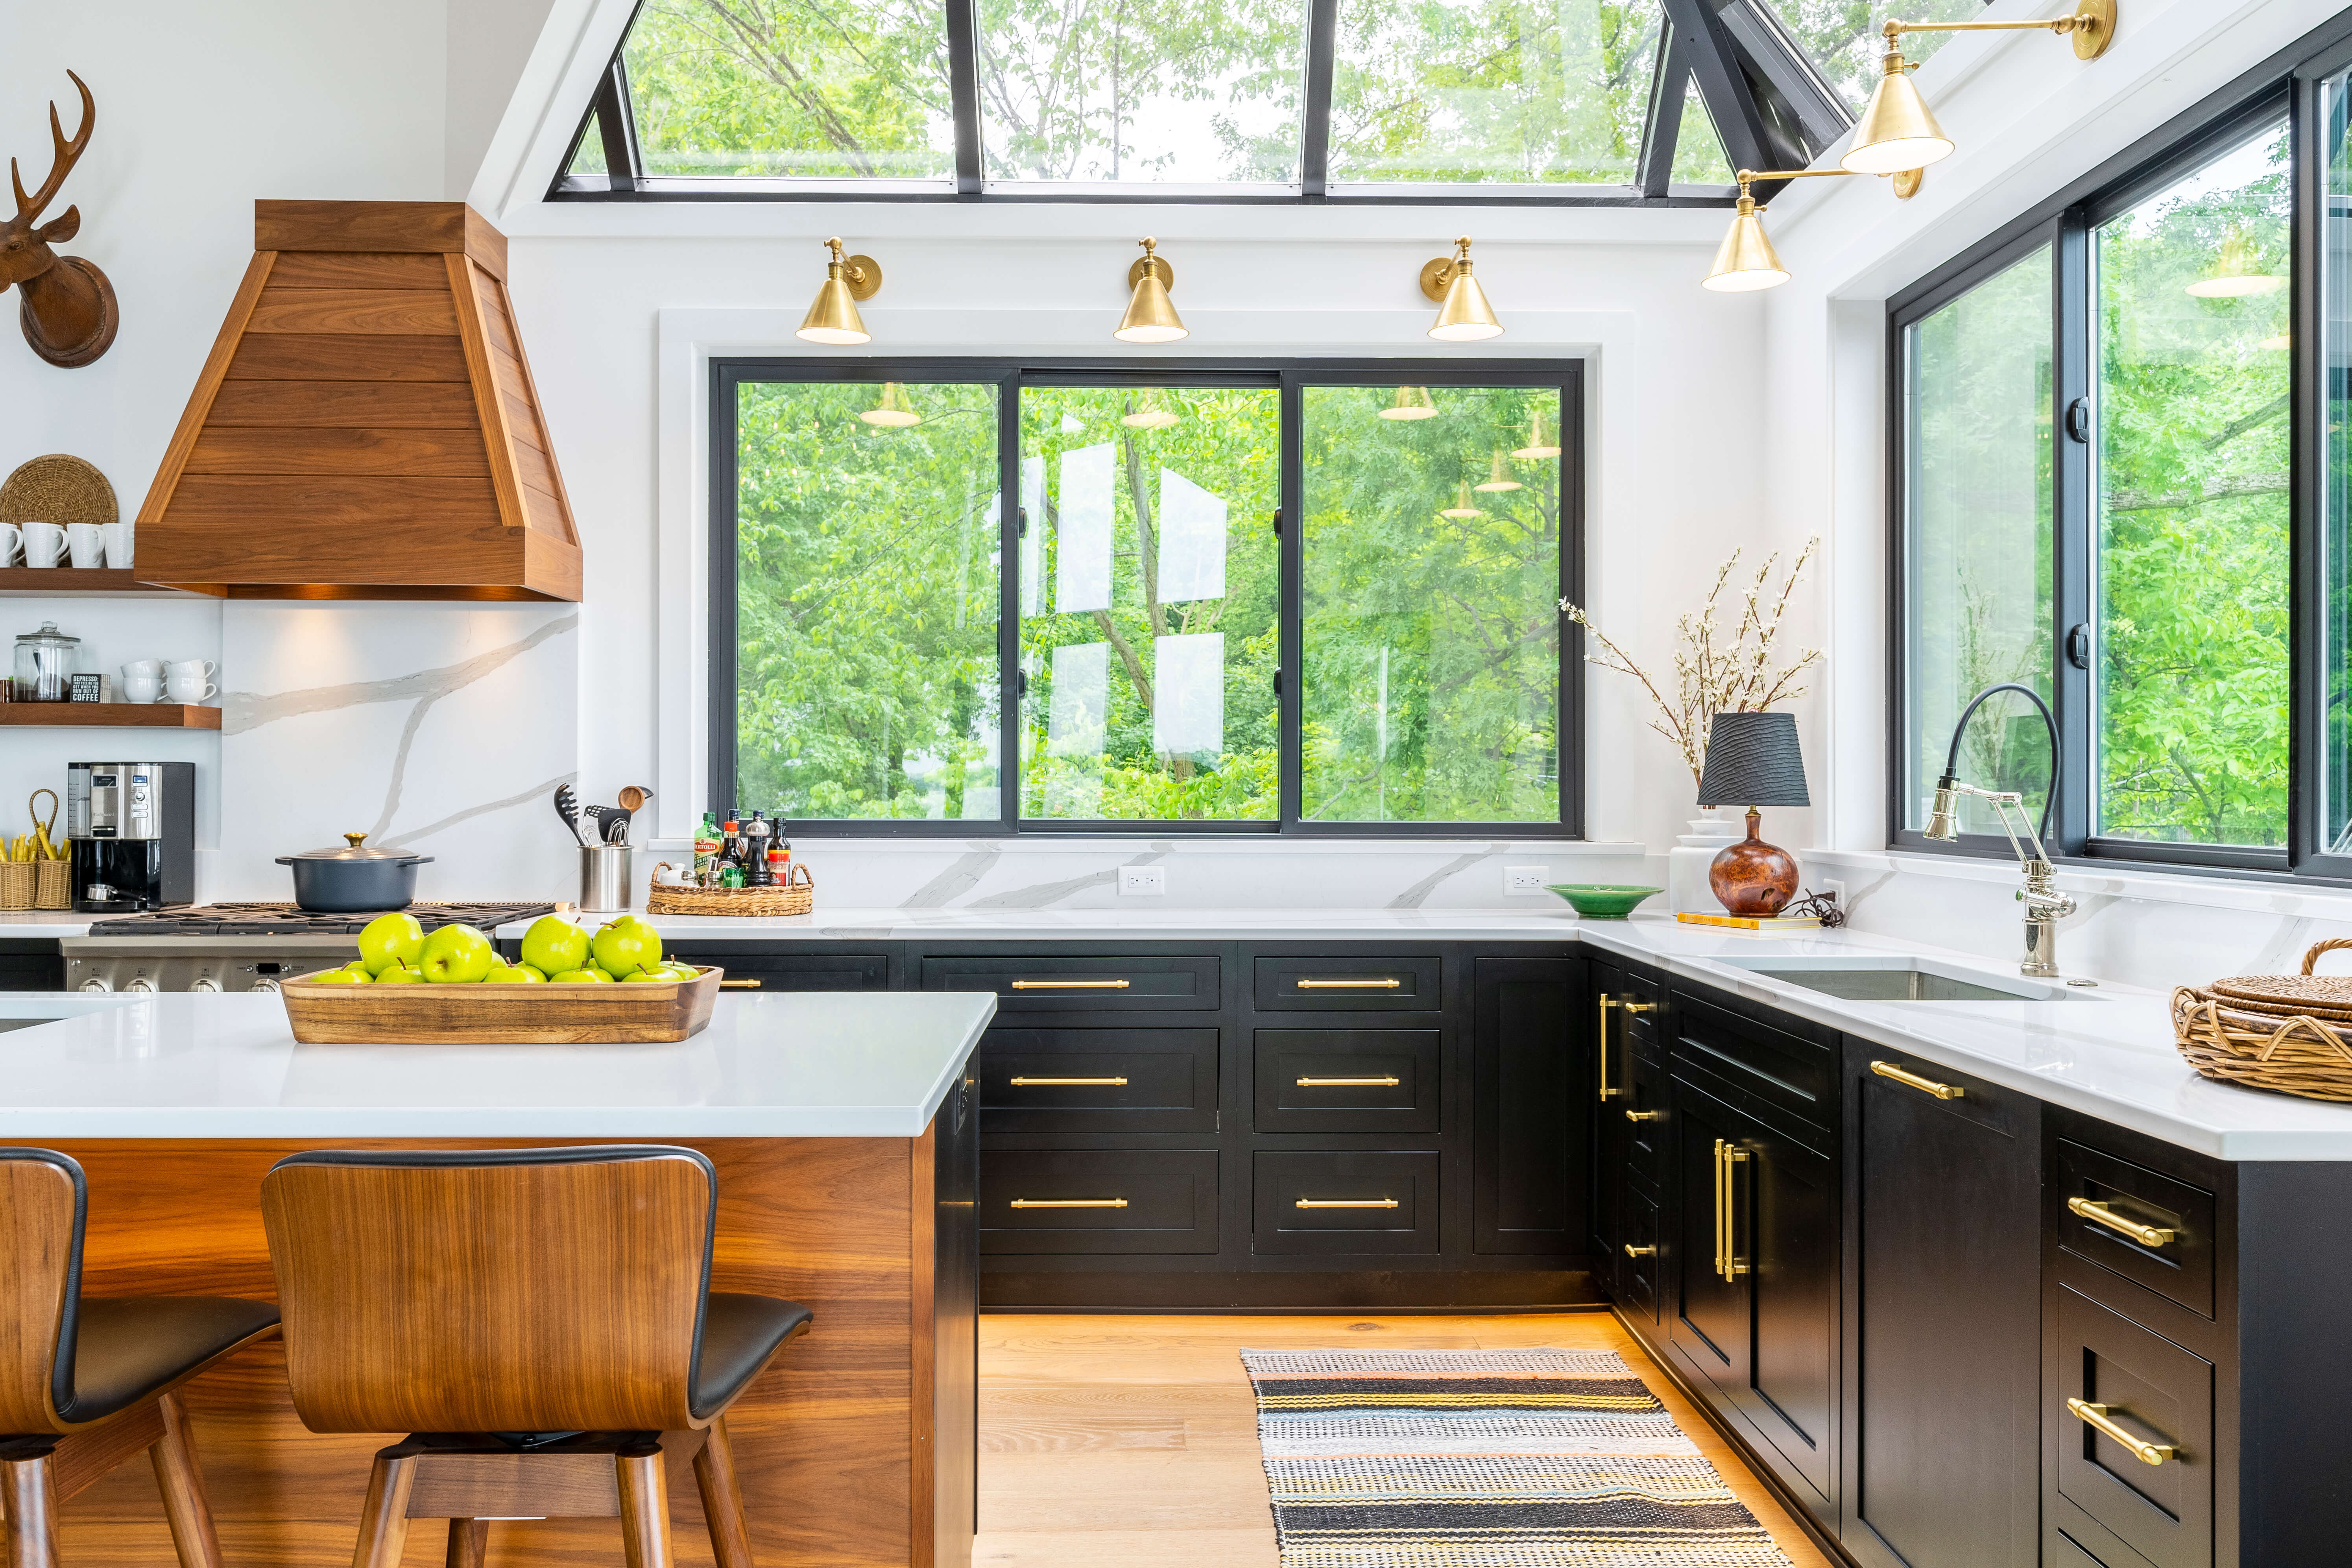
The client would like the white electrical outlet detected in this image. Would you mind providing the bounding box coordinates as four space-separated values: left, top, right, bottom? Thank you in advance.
1120 865 1167 896
1818 878 1847 909
1505 866 1550 896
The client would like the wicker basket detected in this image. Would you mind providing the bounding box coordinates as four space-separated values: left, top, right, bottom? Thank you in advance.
2173 940 2352 1101
644 862 814 918
0 862 31 912
31 859 70 910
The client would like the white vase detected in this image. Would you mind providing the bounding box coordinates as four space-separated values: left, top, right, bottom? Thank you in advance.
1669 806 1740 916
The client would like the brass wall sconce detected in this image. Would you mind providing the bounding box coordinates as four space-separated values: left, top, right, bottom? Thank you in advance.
1474 450 1522 493
1115 238 1188 344
1121 389 1181 428
1420 237 1503 342
796 237 881 345
859 382 921 427
1512 410 1559 459
1438 481 1485 519
1380 386 1438 420
1703 166 1922 292
1846 0 2118 175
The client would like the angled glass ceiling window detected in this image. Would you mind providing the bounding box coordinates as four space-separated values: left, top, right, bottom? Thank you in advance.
619 0 957 180
1327 0 1662 184
977 0 1309 184
1752 0 1988 113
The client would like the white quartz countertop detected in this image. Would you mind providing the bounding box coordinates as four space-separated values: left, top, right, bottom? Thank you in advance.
497 906 1596 941
0 912 90 937
0 990 993 1139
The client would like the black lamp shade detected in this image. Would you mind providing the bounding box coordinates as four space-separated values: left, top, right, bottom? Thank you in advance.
1696 710 1809 808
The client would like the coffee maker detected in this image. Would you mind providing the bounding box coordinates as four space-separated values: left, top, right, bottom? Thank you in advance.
66 762 196 913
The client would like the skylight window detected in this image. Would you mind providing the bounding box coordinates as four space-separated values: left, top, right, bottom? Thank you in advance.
1750 0 1987 114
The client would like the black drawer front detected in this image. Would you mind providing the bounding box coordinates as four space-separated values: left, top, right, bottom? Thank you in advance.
2056 1285 2213 1568
2051 1534 2112 1568
1669 989 1836 1132
2057 1139 2217 1319
923 955 1218 1010
1254 1029 1441 1133
980 1029 1218 1132
666 951 890 989
980 1150 1218 1255
1252 955 1442 1011
1621 1062 1667 1191
1252 1150 1440 1255
1619 1186 1660 1324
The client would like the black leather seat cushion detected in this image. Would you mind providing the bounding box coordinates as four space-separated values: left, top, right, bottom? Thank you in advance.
692 1294 811 1420
61 1297 282 1425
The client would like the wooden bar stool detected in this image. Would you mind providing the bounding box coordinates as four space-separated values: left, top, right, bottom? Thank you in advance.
259 1145 812 1568
0 1148 280 1568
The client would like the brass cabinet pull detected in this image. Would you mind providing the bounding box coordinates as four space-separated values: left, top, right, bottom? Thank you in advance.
1296 1197 1400 1209
1009 1076 1128 1086
1296 978 1403 989
1713 1139 1750 1282
1872 1059 1964 1100
1623 1244 1657 1258
1625 1108 1665 1122
1010 1198 1128 1208
1297 1076 1401 1086
2066 1398 2175 1466
1010 978 1131 990
1597 995 1657 1101
718 979 762 989
2068 1196 2177 1247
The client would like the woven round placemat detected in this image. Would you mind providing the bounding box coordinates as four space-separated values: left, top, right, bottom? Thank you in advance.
0 454 116 525
2206 936 2352 1013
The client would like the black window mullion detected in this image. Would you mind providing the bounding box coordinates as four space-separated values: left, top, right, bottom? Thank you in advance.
2053 212 2092 858
1278 374 1304 825
1637 28 1690 199
947 0 984 194
1660 0 1777 184
1561 364 1587 834
1299 0 1339 197
600 56 642 190
998 373 1023 830
708 362 742 819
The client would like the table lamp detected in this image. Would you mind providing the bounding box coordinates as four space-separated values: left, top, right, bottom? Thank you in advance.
1696 711 1810 916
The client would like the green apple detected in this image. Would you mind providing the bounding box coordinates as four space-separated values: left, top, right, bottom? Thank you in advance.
660 962 701 981
589 967 617 983
356 912 426 977
482 964 539 984
592 919 663 981
418 923 496 984
374 962 425 984
519 915 591 977
312 965 371 984
621 968 672 983
510 963 547 983
548 967 607 984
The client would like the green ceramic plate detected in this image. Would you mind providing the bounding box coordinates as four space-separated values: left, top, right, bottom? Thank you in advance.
1547 884 1663 920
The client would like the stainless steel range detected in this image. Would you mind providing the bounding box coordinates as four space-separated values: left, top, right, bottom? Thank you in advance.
61 902 557 993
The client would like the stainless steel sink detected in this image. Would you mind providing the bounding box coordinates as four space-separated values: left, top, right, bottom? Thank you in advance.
1717 956 2091 1003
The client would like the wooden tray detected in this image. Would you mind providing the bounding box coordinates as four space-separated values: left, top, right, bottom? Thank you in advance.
279 965 723 1044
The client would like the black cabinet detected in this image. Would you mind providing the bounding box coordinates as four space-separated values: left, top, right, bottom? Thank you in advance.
1470 957 1586 1256
1590 960 1665 1295
0 940 63 992
1840 1042 2040 1568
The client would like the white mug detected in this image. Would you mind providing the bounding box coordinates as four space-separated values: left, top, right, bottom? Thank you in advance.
122 658 162 678
166 659 217 680
0 523 18 565
165 676 217 704
100 521 133 569
64 522 103 569
121 674 163 704
20 522 63 568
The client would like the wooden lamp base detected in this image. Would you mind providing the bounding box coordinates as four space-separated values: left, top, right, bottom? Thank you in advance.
1708 807 1799 917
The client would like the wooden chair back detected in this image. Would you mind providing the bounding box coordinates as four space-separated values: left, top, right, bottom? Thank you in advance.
260 1146 715 1434
0 1150 85 1435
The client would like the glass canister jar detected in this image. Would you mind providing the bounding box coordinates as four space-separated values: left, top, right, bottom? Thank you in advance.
12 621 79 702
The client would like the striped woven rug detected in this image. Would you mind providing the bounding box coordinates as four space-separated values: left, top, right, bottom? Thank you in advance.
1242 1347 1795 1567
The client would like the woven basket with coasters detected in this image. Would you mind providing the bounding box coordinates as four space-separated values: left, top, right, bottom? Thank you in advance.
2173 939 2352 1101
0 454 117 526
644 862 814 918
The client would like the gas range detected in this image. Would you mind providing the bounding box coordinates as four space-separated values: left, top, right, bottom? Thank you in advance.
62 902 557 994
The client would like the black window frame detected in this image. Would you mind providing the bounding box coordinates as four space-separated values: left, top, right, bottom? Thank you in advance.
552 0 1884 207
710 356 1585 837
1887 8 2352 885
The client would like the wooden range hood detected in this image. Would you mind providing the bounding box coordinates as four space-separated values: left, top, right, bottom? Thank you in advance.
135 201 581 601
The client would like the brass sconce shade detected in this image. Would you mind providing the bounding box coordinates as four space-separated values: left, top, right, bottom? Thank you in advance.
859 382 921 427
1380 386 1439 421
797 236 881 345
1473 449 1522 492
1121 389 1181 428
1704 194 1791 292
1847 0 2116 174
2186 233 2286 297
1438 481 1485 519
1115 238 1188 344
1512 410 1559 459
1421 237 1503 342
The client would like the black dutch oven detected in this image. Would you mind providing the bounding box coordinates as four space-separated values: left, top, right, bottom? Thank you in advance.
276 833 434 912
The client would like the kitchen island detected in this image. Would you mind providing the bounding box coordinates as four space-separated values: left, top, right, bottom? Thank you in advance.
0 989 993 1568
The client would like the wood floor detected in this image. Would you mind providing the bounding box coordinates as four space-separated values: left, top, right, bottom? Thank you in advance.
974 1310 1835 1568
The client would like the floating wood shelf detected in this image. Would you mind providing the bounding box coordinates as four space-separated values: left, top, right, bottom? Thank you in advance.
0 703 220 728
0 568 211 598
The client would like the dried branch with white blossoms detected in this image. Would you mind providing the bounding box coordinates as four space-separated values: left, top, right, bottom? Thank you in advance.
1560 536 1823 791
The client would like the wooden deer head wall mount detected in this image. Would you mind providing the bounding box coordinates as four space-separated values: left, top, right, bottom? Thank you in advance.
2 71 116 368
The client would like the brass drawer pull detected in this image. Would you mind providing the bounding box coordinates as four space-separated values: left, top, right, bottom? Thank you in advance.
1296 978 1403 989
1296 1197 1399 1209
2066 1398 2175 1466
2068 1196 2176 1247
718 979 762 989
1625 1108 1665 1122
1871 1060 1964 1100
1011 978 1131 990
1010 1198 1128 1209
1597 995 1657 1101
1297 1076 1401 1086
1623 1244 1657 1258
1009 1076 1128 1086
1713 1139 1750 1281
